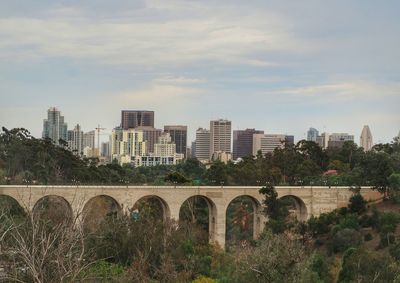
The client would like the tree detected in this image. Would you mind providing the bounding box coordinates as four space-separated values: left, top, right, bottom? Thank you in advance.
234 232 307 282
348 193 367 214
259 184 291 233
338 248 400 283
0 211 94 282
206 161 228 185
165 171 190 184
388 173 400 202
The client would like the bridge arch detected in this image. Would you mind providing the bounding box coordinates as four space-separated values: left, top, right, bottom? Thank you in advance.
33 195 73 225
179 195 217 243
225 195 263 247
132 195 170 221
0 194 26 217
82 195 122 232
279 195 308 221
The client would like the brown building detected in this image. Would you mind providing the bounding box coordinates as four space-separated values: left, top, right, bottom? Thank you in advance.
136 126 162 154
233 128 264 159
121 110 154 129
164 125 187 157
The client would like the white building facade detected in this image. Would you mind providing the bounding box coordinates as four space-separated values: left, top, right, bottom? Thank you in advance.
360 125 373 151
111 128 147 165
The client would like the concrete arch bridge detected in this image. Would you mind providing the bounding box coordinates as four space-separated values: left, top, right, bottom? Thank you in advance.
0 185 381 248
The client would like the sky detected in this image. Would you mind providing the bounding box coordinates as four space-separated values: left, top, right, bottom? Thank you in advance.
0 0 399 144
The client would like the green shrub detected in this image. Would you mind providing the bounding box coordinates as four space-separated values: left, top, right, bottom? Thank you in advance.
348 194 367 214
359 214 373 228
82 260 125 282
338 214 360 230
364 233 373 241
330 228 362 253
338 248 400 283
376 212 400 247
389 241 400 261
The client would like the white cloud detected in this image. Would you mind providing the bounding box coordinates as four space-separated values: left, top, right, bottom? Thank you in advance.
0 2 307 67
261 81 400 102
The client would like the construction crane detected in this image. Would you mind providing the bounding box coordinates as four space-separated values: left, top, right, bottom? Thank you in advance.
95 125 106 155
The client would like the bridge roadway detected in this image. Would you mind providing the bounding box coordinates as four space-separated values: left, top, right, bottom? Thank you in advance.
0 185 382 248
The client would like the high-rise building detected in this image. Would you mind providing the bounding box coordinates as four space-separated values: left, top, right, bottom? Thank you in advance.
121 110 154 129
285 135 295 145
195 128 210 162
110 128 147 165
42 107 68 145
360 125 373 151
67 124 83 155
83 130 96 149
101 141 110 158
307 127 319 142
328 133 354 148
135 126 162 154
316 132 330 149
233 128 264 159
164 125 187 157
210 119 232 158
191 141 196 158
252 134 288 155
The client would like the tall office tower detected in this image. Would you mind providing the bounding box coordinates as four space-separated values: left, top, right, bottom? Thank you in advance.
83 130 96 149
101 141 110 157
328 133 354 148
42 107 68 145
67 124 83 155
154 133 176 157
360 125 373 151
209 119 232 158
233 128 264 159
191 141 196 158
135 126 162 153
252 134 288 155
307 127 319 142
316 132 330 149
164 125 187 156
195 128 210 162
121 110 154 129
110 128 147 165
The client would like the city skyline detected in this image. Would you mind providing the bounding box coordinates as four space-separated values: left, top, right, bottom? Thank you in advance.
8 105 400 147
1 1 399 144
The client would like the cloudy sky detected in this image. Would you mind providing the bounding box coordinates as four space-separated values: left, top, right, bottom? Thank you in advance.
1 0 399 144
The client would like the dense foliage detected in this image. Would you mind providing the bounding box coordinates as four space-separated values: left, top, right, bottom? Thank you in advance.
2 185 400 282
1 127 400 282
1 128 400 192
